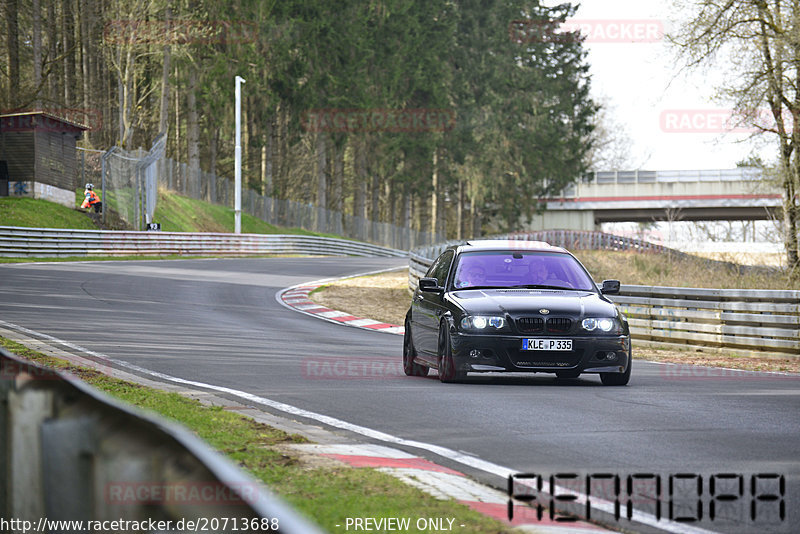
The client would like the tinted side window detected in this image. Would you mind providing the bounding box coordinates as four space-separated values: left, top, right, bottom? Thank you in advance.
424 254 443 278
431 250 454 286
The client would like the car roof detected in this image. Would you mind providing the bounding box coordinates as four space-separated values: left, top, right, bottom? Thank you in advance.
458 239 569 254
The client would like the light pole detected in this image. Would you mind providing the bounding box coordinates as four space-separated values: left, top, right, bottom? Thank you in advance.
234 75 246 234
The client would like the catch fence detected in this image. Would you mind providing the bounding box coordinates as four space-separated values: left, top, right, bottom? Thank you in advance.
154 156 443 250
92 144 444 249
100 134 165 230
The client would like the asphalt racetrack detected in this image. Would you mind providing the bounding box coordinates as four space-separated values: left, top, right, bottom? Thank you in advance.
1 257 798 534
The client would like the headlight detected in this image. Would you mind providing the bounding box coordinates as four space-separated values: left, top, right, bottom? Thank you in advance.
582 317 615 332
460 316 505 330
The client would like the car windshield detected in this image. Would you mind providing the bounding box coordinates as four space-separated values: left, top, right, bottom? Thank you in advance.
451 251 596 291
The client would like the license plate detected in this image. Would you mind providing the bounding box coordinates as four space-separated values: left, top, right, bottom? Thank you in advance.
522 339 572 351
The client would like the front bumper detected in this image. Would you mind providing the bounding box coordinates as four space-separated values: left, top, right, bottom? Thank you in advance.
450 331 630 374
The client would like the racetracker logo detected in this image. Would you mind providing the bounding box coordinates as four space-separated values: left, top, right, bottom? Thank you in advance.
302 356 404 380
0 357 114 382
509 19 663 44
104 481 260 505
659 109 793 133
1 358 61 382
659 364 797 381
103 20 257 45
301 109 456 133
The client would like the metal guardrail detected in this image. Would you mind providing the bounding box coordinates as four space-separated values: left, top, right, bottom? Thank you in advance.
613 286 799 356
0 226 407 258
408 231 799 357
0 347 322 533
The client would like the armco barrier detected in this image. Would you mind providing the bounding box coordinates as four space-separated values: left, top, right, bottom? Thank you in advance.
613 286 799 356
0 347 322 533
409 232 799 357
0 226 406 258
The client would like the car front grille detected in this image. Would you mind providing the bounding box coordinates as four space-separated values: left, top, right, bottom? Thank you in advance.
516 316 573 334
546 317 572 333
516 317 544 333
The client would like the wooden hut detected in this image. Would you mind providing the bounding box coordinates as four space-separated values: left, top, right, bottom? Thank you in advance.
0 112 89 207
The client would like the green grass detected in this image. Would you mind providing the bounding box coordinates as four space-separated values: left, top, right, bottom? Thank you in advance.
0 197 98 230
3 190 349 238
154 191 349 238
0 337 511 533
155 191 293 234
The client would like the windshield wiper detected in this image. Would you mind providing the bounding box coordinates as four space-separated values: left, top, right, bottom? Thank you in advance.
453 285 506 290
508 284 581 291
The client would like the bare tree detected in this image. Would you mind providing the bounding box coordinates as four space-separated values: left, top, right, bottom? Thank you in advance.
5 0 20 107
158 4 172 135
670 0 800 277
586 94 646 171
32 0 42 107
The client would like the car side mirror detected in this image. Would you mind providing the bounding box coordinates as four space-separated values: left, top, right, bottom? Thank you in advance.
600 279 620 294
418 277 443 292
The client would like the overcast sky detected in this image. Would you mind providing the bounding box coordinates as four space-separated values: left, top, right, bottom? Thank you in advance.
563 0 773 171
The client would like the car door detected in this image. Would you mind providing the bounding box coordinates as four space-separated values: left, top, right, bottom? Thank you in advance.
411 250 454 359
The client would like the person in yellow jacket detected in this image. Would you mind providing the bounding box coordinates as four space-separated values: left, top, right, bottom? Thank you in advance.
80 183 102 213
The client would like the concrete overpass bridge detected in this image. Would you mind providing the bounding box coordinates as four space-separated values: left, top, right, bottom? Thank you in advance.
526 168 783 231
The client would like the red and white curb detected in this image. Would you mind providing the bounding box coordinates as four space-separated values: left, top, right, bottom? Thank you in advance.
277 270 406 336
286 443 616 533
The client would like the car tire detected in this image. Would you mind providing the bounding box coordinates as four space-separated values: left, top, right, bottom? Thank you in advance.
600 348 631 386
437 322 464 383
555 370 581 379
403 318 429 377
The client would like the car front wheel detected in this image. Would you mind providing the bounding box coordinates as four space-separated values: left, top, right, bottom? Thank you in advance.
403 318 429 377
437 322 464 383
600 348 631 386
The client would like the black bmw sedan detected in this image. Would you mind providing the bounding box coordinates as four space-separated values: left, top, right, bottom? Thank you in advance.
403 240 631 385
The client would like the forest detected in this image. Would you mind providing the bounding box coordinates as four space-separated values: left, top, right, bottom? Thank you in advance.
2 0 597 238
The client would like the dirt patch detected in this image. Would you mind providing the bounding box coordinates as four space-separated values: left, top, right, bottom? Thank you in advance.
272 444 350 472
635 346 799 373
310 270 411 326
309 269 800 374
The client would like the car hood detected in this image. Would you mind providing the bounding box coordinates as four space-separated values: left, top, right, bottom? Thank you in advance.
449 288 616 317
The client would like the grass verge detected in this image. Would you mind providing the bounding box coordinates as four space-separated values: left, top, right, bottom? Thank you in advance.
0 336 511 533
0 197 98 230
574 250 797 290
3 192 349 239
